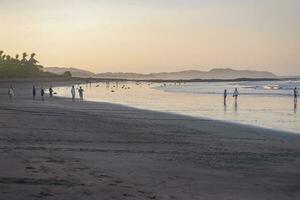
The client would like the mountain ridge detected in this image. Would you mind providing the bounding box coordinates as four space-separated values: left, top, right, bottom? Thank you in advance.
44 67 277 80
95 68 277 80
45 67 95 78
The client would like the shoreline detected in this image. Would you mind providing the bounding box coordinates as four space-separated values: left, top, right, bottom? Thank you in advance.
63 95 300 135
1 79 299 134
54 81 299 134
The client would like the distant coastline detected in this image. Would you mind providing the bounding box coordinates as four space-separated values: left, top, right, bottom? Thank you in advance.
45 67 279 80
1 77 299 85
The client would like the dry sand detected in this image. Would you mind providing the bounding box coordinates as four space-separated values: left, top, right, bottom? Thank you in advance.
0 83 300 200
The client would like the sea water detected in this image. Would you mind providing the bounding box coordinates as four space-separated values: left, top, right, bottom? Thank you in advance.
56 80 300 133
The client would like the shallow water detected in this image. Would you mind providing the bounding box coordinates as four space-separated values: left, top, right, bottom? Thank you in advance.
55 80 299 133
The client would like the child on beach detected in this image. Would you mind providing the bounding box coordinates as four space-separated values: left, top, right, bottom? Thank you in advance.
78 86 84 101
71 86 76 101
8 85 14 101
233 88 239 101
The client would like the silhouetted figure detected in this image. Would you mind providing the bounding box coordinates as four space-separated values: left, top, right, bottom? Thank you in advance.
71 85 76 102
224 89 228 105
294 87 298 103
41 88 45 101
32 86 36 100
78 87 84 101
233 88 239 102
8 85 14 101
49 86 53 97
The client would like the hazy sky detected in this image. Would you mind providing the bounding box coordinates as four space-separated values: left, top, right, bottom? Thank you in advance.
1 0 299 75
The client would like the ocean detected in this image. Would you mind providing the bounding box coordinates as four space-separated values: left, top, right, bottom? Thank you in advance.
56 80 300 133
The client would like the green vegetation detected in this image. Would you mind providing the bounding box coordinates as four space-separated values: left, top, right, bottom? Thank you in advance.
0 50 72 78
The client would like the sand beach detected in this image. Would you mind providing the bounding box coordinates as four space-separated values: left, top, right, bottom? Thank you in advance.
0 82 299 200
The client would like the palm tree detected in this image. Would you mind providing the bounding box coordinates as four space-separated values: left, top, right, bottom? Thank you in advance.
0 51 3 61
21 52 28 63
0 50 53 78
29 53 38 65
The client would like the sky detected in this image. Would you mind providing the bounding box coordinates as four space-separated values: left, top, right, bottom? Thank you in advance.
0 0 299 75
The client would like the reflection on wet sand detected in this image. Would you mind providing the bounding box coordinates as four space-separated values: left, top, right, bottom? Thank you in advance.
234 101 238 114
223 102 227 117
56 81 300 132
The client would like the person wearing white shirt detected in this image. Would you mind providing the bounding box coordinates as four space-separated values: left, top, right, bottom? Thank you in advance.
233 88 239 102
71 85 76 102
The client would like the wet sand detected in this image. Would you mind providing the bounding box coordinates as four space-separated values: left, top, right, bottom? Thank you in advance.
0 84 300 200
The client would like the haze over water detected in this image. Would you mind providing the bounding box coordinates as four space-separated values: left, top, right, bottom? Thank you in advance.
56 80 299 133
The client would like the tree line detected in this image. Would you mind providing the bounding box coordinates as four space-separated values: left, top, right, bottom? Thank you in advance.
0 50 71 78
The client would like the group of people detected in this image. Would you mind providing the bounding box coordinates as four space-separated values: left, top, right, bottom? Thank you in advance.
6 84 299 105
71 86 84 101
32 86 53 101
7 85 85 101
223 87 299 105
223 88 240 105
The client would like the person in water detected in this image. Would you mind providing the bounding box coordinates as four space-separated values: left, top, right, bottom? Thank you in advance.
32 85 36 100
71 85 76 101
224 89 228 105
49 86 53 97
233 88 239 101
41 87 45 101
8 85 14 101
78 86 84 101
294 87 299 102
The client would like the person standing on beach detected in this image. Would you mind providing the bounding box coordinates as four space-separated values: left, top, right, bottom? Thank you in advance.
294 87 298 102
224 89 228 105
78 86 84 101
32 86 36 100
41 87 45 101
49 86 53 97
71 85 76 102
233 88 239 102
8 85 14 101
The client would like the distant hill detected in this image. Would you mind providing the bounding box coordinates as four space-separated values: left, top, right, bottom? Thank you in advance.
45 67 277 80
95 68 277 80
45 67 95 78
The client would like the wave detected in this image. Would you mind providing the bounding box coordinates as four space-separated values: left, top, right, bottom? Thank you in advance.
156 80 299 97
